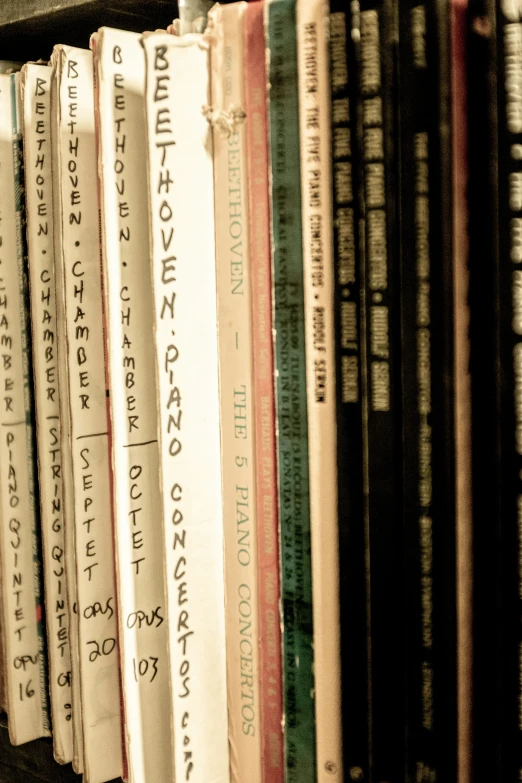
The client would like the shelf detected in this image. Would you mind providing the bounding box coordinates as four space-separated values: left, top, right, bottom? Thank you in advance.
0 0 176 61
0 714 123 782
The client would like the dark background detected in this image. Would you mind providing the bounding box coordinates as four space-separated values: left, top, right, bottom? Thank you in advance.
0 0 176 61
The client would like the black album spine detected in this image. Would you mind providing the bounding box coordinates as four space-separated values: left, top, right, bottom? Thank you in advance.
397 2 435 780
429 0 460 778
399 1 459 781
329 4 369 780
467 0 503 778
355 0 405 779
494 1 522 778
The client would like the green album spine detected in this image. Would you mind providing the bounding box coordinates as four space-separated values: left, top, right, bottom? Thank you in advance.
265 1 316 780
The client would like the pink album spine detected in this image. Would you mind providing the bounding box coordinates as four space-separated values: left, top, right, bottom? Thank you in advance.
245 4 285 782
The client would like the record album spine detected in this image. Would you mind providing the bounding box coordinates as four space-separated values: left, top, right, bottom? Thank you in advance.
449 2 472 781
427 0 461 779
467 0 501 778
355 0 405 779
94 27 174 783
0 72 50 746
494 1 522 778
296 0 343 778
49 56 84 773
244 4 285 782
397 2 458 779
54 45 123 783
22 61 74 765
329 4 368 779
14 74 52 742
142 31 230 783
265 0 316 779
207 5 263 781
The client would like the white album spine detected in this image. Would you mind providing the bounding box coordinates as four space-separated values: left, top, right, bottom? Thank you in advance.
22 61 74 764
143 31 230 783
55 45 123 783
296 1 343 779
94 26 174 783
207 5 263 780
49 55 84 772
0 71 50 746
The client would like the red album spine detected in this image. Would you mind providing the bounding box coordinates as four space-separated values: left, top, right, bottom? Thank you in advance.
245 4 284 782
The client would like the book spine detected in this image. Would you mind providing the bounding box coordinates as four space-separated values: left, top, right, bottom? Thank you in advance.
296 0 343 780
208 6 263 782
142 31 230 783
22 61 74 765
244 5 285 783
493 2 522 779
56 46 123 783
49 54 83 774
355 0 405 780
265 0 316 779
329 6 369 780
0 72 50 746
94 27 174 783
